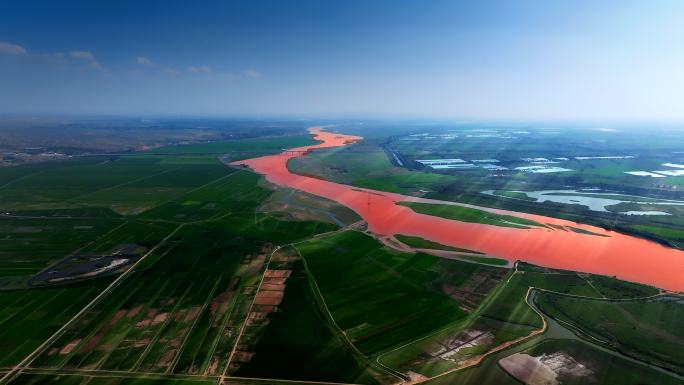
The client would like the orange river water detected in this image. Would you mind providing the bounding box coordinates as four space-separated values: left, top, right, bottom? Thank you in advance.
233 127 684 292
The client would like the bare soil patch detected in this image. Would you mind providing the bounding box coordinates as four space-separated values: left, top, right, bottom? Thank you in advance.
263 269 292 278
127 305 143 318
59 338 82 355
260 283 286 291
253 292 284 306
263 277 287 284
499 351 593 385
134 338 151 348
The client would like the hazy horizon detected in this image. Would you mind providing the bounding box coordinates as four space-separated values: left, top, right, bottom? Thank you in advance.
2 0 684 121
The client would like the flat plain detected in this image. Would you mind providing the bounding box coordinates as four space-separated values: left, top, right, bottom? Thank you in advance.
0 122 682 385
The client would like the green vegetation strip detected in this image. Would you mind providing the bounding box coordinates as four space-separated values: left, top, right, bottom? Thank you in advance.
490 190 536 201
394 235 508 266
567 226 609 237
398 202 544 229
461 256 509 266
394 234 484 254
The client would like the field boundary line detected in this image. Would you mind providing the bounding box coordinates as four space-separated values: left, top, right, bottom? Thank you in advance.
201 284 241 375
26 220 130 282
219 244 278 383
580 275 606 299
228 375 364 385
61 166 183 204
0 224 185 385
0 170 48 190
168 277 223 373
373 265 519 374
291 243 408 383
181 168 244 196
0 289 65 329
131 281 196 371
58 279 149 368
0 367 367 385
16 366 215 381
402 280 673 385
536 288 668 302
533 291 684 380
131 168 244 219
0 291 34 326
0 287 99 365
408 287 547 384
94 280 172 370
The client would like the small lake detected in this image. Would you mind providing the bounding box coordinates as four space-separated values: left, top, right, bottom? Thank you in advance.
482 189 684 215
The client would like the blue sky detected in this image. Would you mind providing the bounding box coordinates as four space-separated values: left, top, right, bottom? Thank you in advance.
1 0 683 120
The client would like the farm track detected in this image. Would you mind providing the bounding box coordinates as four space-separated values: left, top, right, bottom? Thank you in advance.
373 264 520 371
219 245 276 384
292 243 408 383
60 167 183 204
217 220 407 384
0 224 185 385
374 263 684 385
530 289 684 380
131 282 196 371
0 170 48 190
1 287 98 365
1 366 368 385
168 278 222 373
404 286 548 384
6 131 683 385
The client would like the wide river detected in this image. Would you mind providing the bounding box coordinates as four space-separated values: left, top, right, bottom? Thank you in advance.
234 127 684 292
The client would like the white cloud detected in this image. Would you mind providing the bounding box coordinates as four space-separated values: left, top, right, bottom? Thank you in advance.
136 56 155 66
220 69 263 80
36 52 66 63
0 41 27 55
66 50 104 70
244 68 262 78
68 51 95 60
165 68 180 75
188 65 211 73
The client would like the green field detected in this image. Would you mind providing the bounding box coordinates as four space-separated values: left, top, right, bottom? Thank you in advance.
0 215 123 284
0 133 344 383
520 339 684 385
372 255 651 378
234 249 378 384
28 184 335 375
10 374 214 385
0 281 112 366
148 134 317 159
289 146 456 195
1 122 683 385
536 293 684 374
295 231 507 355
489 190 536 201
480 263 658 329
462 256 509 266
258 187 362 226
631 224 684 242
